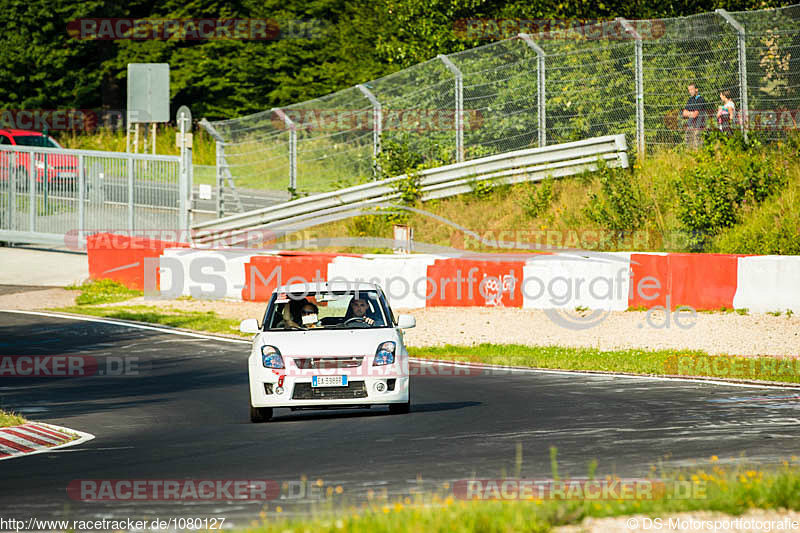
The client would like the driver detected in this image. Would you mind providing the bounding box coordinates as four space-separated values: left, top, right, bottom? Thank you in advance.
345 298 375 326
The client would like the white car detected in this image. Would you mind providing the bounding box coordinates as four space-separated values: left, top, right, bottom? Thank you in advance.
240 282 415 422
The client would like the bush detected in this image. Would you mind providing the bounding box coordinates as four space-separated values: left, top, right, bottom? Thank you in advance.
522 177 558 219
713 180 800 254
583 164 650 233
675 132 788 250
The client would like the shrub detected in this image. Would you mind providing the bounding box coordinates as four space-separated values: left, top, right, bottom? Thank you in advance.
522 177 558 219
583 164 650 234
675 132 788 250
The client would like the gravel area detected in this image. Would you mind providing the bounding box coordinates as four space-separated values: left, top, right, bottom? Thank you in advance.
555 509 800 532
399 307 800 357
0 287 77 310
2 289 797 357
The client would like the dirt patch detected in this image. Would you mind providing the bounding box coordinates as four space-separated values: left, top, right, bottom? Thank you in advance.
400 307 800 356
0 287 77 310
46 296 800 357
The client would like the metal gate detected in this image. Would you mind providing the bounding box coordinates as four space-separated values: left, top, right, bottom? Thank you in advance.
0 145 188 249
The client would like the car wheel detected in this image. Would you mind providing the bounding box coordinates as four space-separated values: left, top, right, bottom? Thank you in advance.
249 403 273 423
389 384 411 414
389 400 410 414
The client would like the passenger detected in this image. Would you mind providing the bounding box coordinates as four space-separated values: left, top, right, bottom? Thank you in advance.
299 301 320 328
276 303 302 329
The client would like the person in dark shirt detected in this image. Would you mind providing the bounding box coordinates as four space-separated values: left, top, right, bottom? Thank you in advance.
682 83 708 149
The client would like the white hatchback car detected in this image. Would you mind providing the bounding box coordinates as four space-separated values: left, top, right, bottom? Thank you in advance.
240 282 416 422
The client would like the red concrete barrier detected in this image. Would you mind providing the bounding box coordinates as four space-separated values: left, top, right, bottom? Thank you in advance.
242 255 334 301
86 233 189 290
426 258 525 307
629 253 742 310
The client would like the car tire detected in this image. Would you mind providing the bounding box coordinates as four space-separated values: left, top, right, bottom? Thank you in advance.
249 404 273 423
388 384 411 414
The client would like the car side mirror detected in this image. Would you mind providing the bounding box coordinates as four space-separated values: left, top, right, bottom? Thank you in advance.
396 314 416 329
239 318 260 334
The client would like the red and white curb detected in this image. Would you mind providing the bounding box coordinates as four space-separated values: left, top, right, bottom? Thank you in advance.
0 422 95 461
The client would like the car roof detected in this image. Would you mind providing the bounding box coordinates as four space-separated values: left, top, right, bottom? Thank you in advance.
0 129 47 137
274 281 381 293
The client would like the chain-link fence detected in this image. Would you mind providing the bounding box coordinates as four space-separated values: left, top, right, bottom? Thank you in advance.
202 4 800 209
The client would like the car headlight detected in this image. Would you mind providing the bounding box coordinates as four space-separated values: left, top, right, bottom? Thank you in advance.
374 341 396 366
261 345 284 369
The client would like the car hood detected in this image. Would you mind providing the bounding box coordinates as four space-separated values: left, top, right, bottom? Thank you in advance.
254 328 399 357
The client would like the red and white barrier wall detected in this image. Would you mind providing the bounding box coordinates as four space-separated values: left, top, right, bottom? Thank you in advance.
87 234 800 313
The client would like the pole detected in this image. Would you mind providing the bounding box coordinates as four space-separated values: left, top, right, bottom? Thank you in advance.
716 9 749 140
357 84 382 177
272 108 297 191
616 18 644 155
519 34 547 147
438 54 464 162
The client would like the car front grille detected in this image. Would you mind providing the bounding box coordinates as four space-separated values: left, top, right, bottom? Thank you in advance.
292 381 367 400
294 357 363 369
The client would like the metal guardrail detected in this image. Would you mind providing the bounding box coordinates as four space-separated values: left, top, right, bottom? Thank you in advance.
192 135 627 244
0 144 187 249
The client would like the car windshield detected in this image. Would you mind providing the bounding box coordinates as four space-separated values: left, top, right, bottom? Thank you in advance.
265 289 391 330
12 135 59 148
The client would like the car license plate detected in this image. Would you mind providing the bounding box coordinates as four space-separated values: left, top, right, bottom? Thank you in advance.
312 375 347 387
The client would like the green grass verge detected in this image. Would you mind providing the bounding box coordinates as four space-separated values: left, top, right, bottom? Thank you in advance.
409 344 800 385
239 460 800 532
53 305 245 337
49 297 800 384
0 409 26 428
66 279 142 305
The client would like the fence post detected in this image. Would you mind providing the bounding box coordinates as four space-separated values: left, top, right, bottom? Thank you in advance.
28 151 35 232
127 155 134 233
716 9 749 141
357 84 382 177
78 154 85 248
8 153 16 231
272 108 297 191
438 54 464 162
617 18 644 155
215 141 225 218
519 33 547 147
178 116 188 234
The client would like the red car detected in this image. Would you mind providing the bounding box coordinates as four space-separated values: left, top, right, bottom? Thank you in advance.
0 129 80 190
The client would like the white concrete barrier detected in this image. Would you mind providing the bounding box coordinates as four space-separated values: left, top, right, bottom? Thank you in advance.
733 255 800 313
522 253 632 310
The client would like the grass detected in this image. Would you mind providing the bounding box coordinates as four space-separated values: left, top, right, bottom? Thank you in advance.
53 304 245 337
409 344 800 385
0 409 25 428
53 288 799 383
235 458 800 532
66 279 142 305
55 126 217 167
241 137 800 255
59 280 245 335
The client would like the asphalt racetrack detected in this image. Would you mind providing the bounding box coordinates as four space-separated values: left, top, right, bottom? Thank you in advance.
1 309 799 524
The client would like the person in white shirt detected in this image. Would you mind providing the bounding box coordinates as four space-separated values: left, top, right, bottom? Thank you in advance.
716 90 736 133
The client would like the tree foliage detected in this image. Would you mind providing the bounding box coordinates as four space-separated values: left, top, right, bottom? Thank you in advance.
0 0 792 119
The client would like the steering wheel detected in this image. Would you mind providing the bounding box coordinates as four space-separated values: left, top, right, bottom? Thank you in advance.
344 317 367 325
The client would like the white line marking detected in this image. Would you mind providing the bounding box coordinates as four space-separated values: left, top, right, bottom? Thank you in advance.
0 310 250 344
408 358 800 390
1 309 791 390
